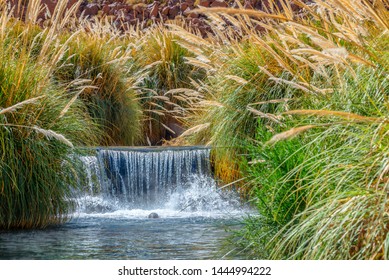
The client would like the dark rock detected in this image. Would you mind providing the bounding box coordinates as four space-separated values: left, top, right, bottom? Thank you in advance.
254 24 265 33
185 0 196 8
210 0 228 8
124 4 133 13
102 4 110 15
168 5 180 19
40 0 57 16
199 0 211 7
8 0 314 41
180 3 188 12
36 0 80 20
162 6 170 16
188 12 199 19
253 0 263 10
108 2 121 14
84 3 99 17
148 212 159 218
149 2 160 18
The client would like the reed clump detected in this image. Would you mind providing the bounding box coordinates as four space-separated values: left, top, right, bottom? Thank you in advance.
54 32 141 145
0 13 98 229
175 0 389 259
131 26 205 145
171 10 301 184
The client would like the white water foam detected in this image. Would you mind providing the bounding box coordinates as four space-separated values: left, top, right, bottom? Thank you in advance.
76 148 249 219
75 175 247 219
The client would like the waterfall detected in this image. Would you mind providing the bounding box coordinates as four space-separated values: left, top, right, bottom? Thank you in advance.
96 147 211 206
77 146 245 215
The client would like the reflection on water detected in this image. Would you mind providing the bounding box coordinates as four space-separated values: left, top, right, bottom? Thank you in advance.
0 215 243 260
0 148 250 260
0 176 248 260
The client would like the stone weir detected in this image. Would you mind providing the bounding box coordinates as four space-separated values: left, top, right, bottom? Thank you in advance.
80 146 212 209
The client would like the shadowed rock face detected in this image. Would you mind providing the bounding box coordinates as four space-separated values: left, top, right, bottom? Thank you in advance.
7 1 310 35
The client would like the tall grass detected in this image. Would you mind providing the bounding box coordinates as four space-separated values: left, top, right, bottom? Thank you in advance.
174 0 389 259
267 66 389 259
171 10 303 183
132 26 204 145
0 10 98 228
54 32 141 146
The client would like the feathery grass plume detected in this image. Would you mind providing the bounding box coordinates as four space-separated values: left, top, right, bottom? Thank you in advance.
24 0 44 24
282 109 384 123
32 125 74 147
265 125 316 145
247 106 284 124
178 122 210 138
0 95 43 114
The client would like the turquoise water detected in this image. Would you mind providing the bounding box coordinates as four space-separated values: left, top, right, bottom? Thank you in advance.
0 214 242 260
0 177 247 260
0 147 249 260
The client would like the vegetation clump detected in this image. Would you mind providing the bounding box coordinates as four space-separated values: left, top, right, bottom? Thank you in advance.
54 32 141 145
0 16 98 229
175 0 389 259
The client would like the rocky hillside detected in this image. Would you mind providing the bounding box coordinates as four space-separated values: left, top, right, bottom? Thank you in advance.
8 0 307 35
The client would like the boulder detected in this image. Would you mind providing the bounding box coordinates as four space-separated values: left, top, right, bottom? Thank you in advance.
162 6 170 16
188 11 199 19
108 2 121 14
83 3 99 17
168 5 180 19
199 0 211 7
168 0 180 6
210 0 228 8
180 3 189 12
185 0 196 8
102 4 110 15
148 212 159 218
149 2 160 18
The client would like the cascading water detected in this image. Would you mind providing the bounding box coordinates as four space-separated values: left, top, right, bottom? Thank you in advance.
77 147 244 218
0 147 248 260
